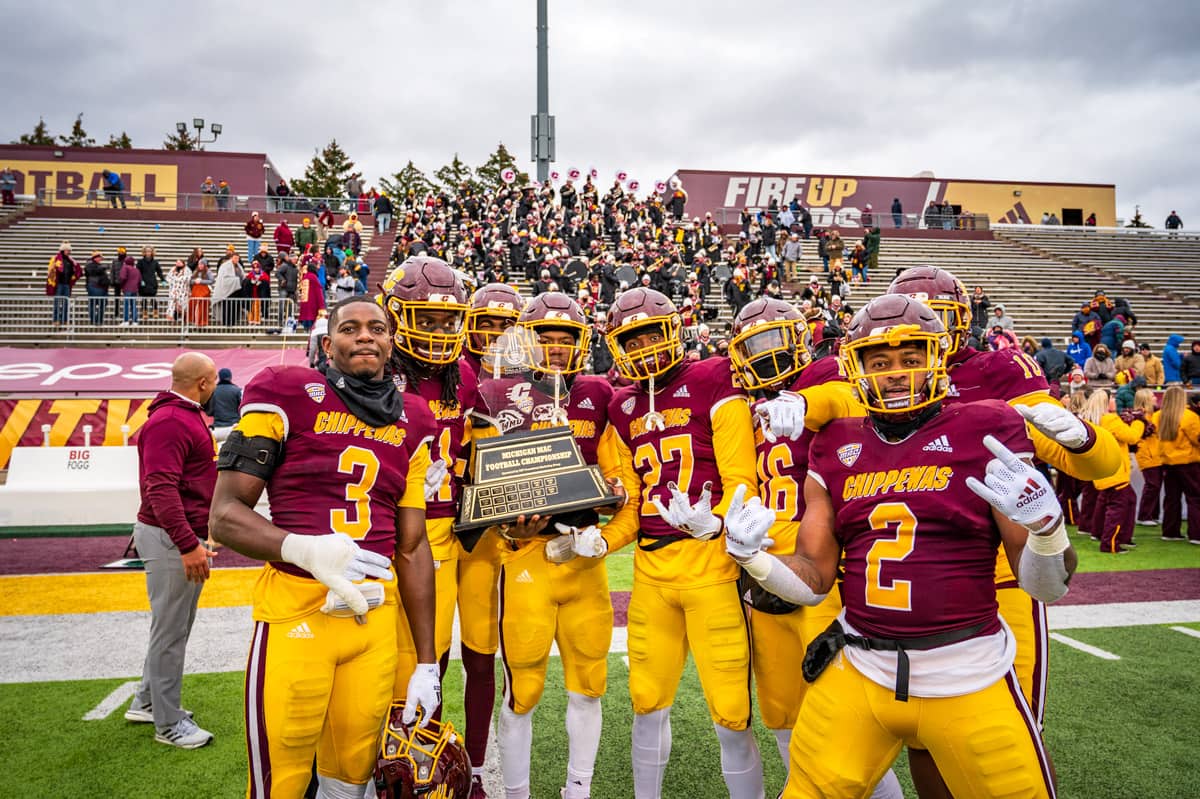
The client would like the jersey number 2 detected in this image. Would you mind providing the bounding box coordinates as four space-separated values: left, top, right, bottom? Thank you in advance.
331 445 380 539
865 502 917 611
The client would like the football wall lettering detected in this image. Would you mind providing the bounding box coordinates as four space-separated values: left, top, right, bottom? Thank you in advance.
0 398 152 468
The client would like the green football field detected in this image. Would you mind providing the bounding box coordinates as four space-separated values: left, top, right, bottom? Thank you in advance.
1 531 1199 797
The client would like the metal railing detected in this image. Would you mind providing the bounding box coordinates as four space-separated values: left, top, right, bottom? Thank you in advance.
992 222 1200 240
710 207 990 232
35 189 379 216
7 295 312 338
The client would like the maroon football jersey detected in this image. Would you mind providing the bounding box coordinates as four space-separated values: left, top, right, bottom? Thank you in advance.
404 358 479 520
808 400 1032 640
609 357 749 539
945 346 1049 405
475 372 613 466
755 358 846 534
241 365 437 574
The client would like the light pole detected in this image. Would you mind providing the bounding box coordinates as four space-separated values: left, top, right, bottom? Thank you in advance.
176 119 222 149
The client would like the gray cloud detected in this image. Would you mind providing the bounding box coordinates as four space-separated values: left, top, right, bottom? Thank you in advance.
3 0 1197 226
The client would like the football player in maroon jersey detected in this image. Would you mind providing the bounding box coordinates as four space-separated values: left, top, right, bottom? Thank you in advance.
380 256 497 798
728 298 903 799
725 294 1075 799
472 293 638 799
211 296 440 798
603 287 764 799
464 282 526 378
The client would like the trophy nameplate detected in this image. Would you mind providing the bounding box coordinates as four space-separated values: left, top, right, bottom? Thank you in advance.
455 426 615 532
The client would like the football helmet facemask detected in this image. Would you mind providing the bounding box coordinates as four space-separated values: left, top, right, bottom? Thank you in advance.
381 256 469 366
605 287 684 381
465 282 525 357
518 293 592 375
729 297 812 392
375 701 473 799
840 294 951 417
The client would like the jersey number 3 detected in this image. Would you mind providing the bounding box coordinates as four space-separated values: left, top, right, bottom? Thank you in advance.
865 502 917 611
331 445 380 539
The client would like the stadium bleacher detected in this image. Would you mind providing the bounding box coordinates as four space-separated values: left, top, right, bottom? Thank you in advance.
0 211 1198 349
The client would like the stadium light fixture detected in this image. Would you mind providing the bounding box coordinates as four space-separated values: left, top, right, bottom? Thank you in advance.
211 123 222 135
193 118 205 131
176 122 187 134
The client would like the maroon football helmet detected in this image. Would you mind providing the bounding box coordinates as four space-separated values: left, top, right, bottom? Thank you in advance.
886 265 970 354
465 282 525 357
604 287 683 380
380 256 468 365
518 293 592 375
729 297 812 391
375 702 472 798
840 294 951 416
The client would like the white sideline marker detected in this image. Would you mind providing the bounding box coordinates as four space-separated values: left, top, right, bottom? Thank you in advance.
1048 633 1121 660
82 680 139 720
1169 625 1200 641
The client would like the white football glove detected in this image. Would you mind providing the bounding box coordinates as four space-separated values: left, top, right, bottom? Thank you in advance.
554 522 609 558
965 435 1063 534
341 545 393 582
649 480 722 540
722 484 777 562
1014 403 1088 450
755 391 807 443
280 533 375 615
544 532 577 563
402 663 442 728
423 459 449 502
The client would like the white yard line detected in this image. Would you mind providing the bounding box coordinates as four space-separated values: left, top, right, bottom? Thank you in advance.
82 680 139 720
2 600 1197 684
1169 625 1200 641
1047 633 1121 660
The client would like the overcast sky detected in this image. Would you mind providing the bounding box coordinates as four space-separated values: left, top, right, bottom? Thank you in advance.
5 0 1198 226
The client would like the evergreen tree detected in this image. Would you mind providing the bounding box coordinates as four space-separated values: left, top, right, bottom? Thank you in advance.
15 117 55 146
380 160 435 200
58 113 96 147
434 153 482 195
105 131 133 149
291 139 356 199
475 142 528 191
163 129 199 151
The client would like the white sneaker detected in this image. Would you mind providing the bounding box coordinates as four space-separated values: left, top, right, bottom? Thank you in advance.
1138 519 1159 526
154 717 213 749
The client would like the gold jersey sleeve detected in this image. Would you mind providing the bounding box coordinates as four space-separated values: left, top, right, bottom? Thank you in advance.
709 396 759 519
798 380 864 430
399 442 431 509
237 410 285 441
596 423 642 551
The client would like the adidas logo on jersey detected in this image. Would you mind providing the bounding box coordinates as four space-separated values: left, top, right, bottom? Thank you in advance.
922 435 953 453
515 570 534 584
673 385 691 398
287 622 314 639
577 397 595 410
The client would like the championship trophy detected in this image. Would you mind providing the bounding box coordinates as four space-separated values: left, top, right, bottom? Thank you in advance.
455 328 616 532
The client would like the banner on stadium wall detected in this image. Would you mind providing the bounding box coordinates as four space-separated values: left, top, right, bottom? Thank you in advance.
667 169 1117 228
0 347 308 468
2 159 179 207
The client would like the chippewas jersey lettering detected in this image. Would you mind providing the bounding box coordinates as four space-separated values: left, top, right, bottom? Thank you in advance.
313 411 409 446
429 400 466 421
629 407 692 438
842 465 953 501
531 418 597 438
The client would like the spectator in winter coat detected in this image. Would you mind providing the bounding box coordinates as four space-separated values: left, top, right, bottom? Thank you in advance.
991 303 1015 331
1182 341 1200 387
1114 340 1146 378
1035 337 1073 382
1138 342 1165 386
295 218 318 253
244 212 264 260
48 241 80 326
781 234 803 280
1090 291 1115 324
1085 344 1117 387
273 220 294 255
1072 303 1103 346
1113 297 1138 327
969 286 989 327
84 250 109 325
118 255 142 325
1163 334 1186 384
987 325 1018 351
1066 331 1092 365
1099 318 1125 351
